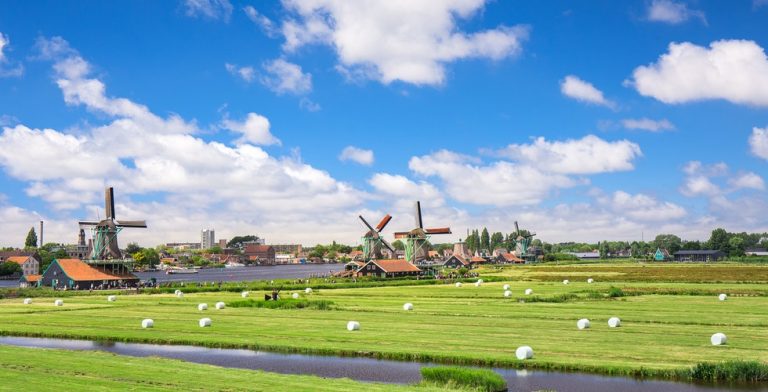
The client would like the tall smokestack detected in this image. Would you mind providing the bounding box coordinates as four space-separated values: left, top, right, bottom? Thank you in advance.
39 220 44 248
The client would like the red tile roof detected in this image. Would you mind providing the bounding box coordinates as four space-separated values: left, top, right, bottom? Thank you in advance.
370 259 421 273
501 253 524 263
22 274 41 282
55 259 136 281
6 256 32 265
470 256 487 263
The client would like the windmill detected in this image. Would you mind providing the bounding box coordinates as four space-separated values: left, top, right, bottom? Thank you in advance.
512 221 536 261
359 214 395 260
394 201 451 263
79 187 147 261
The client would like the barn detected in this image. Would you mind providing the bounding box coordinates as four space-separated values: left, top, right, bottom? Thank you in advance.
441 255 469 269
40 258 139 290
356 259 422 278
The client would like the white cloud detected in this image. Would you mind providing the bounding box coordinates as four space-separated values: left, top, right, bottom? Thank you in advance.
560 75 615 108
603 190 686 221
621 118 675 132
750 127 768 160
225 63 256 83
369 173 442 203
339 146 374 165
280 0 528 86
299 97 321 112
222 113 281 146
494 135 642 174
243 5 277 36
647 0 706 25
183 0 233 22
261 58 312 95
629 40 768 106
729 172 765 190
0 32 23 77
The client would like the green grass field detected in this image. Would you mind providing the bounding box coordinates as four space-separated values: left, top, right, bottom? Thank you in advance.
1 263 768 389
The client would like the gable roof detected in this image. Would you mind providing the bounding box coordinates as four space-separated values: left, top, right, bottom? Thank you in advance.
246 245 274 252
53 259 137 281
500 253 523 262
444 255 469 265
470 256 487 263
20 274 40 283
367 259 421 273
674 250 725 256
6 256 33 265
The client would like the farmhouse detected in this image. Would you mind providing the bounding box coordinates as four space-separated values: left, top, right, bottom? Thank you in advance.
673 250 726 262
40 258 139 289
497 253 524 264
441 255 469 269
469 256 488 266
19 274 41 288
5 255 40 276
356 259 422 278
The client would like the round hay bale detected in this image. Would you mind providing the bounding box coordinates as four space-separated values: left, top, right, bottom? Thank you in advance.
477 279 484 284
524 288 533 295
199 317 212 328
515 345 534 360
292 293 300 299
503 284 511 290
141 319 154 328
346 321 360 331
577 318 590 330
504 290 512 298
54 299 63 307
23 298 32 305
587 278 594 284
403 303 413 311
107 295 117 302
241 291 249 298
305 287 313 294
711 333 727 346
176 291 184 298
719 293 727 301
198 303 208 311
455 282 462 287
215 302 225 310
563 279 569 285
608 317 621 328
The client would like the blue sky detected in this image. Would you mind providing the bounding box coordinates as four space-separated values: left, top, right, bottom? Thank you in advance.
0 0 767 247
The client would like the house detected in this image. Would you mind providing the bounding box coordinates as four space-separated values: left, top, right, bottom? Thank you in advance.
428 250 441 260
441 255 469 269
395 250 406 259
497 253 524 264
40 258 139 289
654 248 671 261
746 248 768 256
673 250 726 262
5 255 40 276
345 260 366 271
356 259 422 278
0 250 39 263
19 274 41 288
492 248 508 257
244 244 276 265
469 256 488 266
349 250 364 261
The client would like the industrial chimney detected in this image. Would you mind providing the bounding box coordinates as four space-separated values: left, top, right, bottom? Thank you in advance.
39 220 44 248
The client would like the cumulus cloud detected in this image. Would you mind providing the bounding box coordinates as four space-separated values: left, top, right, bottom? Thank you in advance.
0 32 23 77
221 113 281 146
260 58 312 95
369 173 442 204
243 5 277 36
646 0 706 25
183 0 233 22
339 146 374 165
750 127 768 160
629 40 768 106
560 75 615 108
299 97 321 112
225 63 256 83
280 0 528 86
602 190 686 221
729 172 765 190
621 118 675 132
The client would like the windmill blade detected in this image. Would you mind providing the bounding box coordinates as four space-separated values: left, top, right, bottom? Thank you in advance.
78 221 99 226
425 227 451 235
105 187 116 220
514 221 520 235
380 238 395 253
359 215 376 233
115 220 147 228
375 214 392 232
414 201 423 229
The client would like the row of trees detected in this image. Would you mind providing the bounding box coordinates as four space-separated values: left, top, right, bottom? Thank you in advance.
592 229 768 258
463 227 534 254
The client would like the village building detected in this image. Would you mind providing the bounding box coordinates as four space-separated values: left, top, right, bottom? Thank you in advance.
244 244 276 265
746 248 768 256
19 274 41 288
469 256 488 266
673 250 726 262
0 250 40 263
654 248 671 261
441 255 469 269
40 258 139 289
349 250 364 261
5 255 40 276
497 253 524 264
356 259 422 278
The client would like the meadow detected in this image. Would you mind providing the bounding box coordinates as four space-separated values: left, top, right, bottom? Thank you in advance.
1 262 768 388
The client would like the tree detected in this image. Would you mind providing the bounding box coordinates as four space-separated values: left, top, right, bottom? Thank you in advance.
490 232 504 251
682 240 702 250
24 227 38 248
728 236 745 257
140 248 160 268
227 235 260 249
209 246 222 254
480 228 490 251
391 240 405 251
654 234 682 254
0 262 21 276
706 228 731 254
125 242 142 255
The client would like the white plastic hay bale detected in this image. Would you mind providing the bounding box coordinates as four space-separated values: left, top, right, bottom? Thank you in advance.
107 295 117 302
174 289 181 295
477 279 484 284
524 288 533 295
587 278 594 284
577 318 591 330
198 303 208 311
503 284 511 290
515 345 534 360
241 291 249 298
608 317 621 328
176 291 184 298
455 282 462 288
23 298 32 305
141 319 154 328
305 287 313 294
215 302 225 310
711 333 727 346
504 290 512 298
403 303 414 311
346 321 360 331
54 299 63 307
563 279 569 285
199 317 212 328
475 281 482 287
292 293 300 299
718 293 727 301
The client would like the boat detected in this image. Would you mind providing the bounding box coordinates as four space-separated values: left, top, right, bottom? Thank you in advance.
166 267 199 275
224 262 245 268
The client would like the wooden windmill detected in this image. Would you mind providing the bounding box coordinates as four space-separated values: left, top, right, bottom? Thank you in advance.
359 214 395 260
79 187 147 261
512 221 536 261
394 201 451 264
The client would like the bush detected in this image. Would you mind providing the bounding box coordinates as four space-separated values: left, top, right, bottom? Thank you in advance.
420 366 507 391
227 299 335 310
608 286 625 298
686 360 768 382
